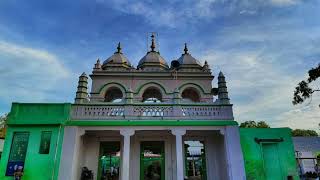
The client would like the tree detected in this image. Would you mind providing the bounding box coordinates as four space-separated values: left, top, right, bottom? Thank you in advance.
0 113 8 138
292 129 318 136
0 113 7 126
293 64 320 106
240 121 270 128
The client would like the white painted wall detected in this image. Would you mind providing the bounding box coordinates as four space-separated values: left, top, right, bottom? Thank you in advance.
58 127 84 180
58 126 245 180
224 126 246 180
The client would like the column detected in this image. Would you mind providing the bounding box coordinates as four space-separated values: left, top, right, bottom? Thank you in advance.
171 128 186 180
223 126 246 180
120 129 135 180
58 127 85 180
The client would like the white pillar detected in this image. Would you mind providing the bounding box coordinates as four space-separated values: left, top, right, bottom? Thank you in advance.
171 128 186 180
224 126 246 180
58 127 85 180
120 129 135 180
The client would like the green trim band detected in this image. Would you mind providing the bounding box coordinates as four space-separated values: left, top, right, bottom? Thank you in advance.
65 120 238 126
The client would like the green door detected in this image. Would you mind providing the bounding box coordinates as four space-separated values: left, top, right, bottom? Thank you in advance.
98 142 121 180
262 143 283 180
140 141 165 180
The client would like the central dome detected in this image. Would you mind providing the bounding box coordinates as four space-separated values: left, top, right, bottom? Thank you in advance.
137 51 169 70
137 33 169 70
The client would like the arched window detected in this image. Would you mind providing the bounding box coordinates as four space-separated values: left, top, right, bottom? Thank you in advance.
105 87 123 102
182 88 200 102
142 87 162 103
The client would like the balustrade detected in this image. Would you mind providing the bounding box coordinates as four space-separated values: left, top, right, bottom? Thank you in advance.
71 104 233 120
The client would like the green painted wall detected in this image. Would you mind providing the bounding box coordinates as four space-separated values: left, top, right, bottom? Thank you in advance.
8 103 71 125
240 128 299 180
0 126 64 180
0 103 69 180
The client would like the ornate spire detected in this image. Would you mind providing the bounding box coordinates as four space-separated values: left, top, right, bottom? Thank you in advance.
217 71 230 104
116 42 122 54
93 58 101 70
184 43 189 54
150 33 156 52
203 60 210 72
75 72 89 103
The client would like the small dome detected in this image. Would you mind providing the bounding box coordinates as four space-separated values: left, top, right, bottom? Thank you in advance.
137 51 169 69
177 54 201 65
103 53 131 66
102 42 132 69
177 43 201 66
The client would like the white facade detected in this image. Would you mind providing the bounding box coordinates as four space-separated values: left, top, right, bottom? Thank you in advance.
63 35 247 180
59 126 246 180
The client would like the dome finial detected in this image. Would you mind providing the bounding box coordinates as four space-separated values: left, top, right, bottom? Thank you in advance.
116 42 122 54
184 43 189 54
150 33 156 52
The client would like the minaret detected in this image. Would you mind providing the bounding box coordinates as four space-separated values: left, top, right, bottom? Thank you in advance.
218 71 230 104
75 72 88 103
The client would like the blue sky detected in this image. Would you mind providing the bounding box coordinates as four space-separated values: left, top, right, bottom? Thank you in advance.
0 0 319 130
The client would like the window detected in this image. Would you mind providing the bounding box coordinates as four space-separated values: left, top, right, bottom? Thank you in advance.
6 132 29 176
142 87 162 102
182 88 200 102
39 131 52 154
105 87 123 102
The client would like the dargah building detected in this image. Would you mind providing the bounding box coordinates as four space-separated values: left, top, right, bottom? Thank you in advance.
0 35 299 180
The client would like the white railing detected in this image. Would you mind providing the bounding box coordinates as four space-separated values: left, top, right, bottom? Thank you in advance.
70 104 234 120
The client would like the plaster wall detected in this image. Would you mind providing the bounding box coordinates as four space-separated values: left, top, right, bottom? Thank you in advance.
240 128 299 180
90 76 214 103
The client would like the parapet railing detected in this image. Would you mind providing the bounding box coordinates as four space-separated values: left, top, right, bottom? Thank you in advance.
70 103 234 120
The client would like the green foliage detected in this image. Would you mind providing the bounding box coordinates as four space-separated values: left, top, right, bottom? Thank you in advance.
293 64 320 105
0 113 7 127
240 121 270 128
0 114 7 138
291 129 318 137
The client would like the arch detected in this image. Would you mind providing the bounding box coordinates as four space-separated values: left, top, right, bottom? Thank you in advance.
98 82 127 102
98 82 127 94
181 87 201 102
142 87 163 102
136 82 169 96
178 83 207 95
105 87 123 102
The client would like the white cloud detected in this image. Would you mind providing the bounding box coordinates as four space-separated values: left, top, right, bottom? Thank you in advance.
98 0 302 28
274 101 320 132
0 41 74 113
197 16 320 130
270 0 300 6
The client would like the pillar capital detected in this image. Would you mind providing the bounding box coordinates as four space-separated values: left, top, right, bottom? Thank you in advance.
219 129 225 136
171 128 186 136
120 128 135 136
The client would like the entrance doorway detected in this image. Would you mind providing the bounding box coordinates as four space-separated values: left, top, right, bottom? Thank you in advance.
98 142 121 180
184 141 207 180
140 141 165 180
